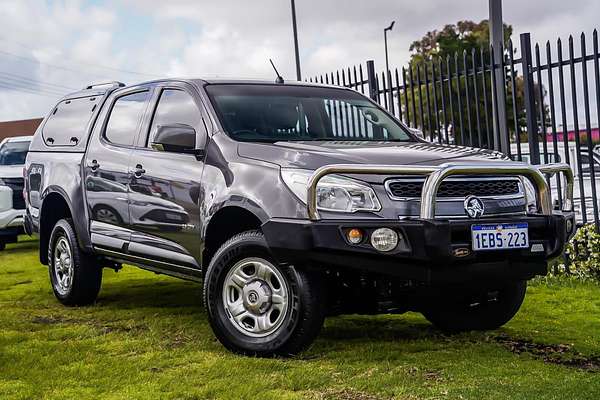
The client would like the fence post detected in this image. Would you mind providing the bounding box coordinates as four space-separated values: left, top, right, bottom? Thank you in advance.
366 60 379 102
520 33 541 164
489 0 509 154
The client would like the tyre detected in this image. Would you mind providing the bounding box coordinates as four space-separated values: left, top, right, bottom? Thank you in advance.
203 230 325 357
0 241 5 251
423 280 527 332
48 218 102 306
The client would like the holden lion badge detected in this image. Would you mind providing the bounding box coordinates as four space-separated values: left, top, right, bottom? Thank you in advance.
464 195 485 219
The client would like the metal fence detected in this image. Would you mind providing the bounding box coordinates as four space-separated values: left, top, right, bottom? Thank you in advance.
310 30 600 226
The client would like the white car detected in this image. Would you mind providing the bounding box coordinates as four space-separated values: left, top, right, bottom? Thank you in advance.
0 136 31 250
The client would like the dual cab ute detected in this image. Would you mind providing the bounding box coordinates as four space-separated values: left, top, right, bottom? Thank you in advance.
25 79 575 356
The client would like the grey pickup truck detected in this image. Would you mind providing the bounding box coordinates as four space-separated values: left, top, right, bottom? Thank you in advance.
24 78 575 356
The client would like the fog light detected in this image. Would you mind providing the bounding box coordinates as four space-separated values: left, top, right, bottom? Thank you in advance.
347 228 363 244
566 219 573 234
370 228 398 252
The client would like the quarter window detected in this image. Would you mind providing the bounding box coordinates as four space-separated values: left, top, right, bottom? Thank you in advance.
104 91 150 146
148 89 204 147
42 96 99 146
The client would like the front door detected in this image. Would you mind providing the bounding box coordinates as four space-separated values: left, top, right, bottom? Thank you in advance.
84 88 152 252
127 84 207 269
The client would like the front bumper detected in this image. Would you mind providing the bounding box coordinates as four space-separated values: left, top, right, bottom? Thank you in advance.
262 212 575 285
0 208 24 232
271 161 575 285
0 185 24 234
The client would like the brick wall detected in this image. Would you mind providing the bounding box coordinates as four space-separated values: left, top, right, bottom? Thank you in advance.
0 118 43 142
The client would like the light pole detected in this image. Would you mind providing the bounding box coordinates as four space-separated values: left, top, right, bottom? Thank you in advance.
291 0 302 81
384 21 395 75
384 21 395 110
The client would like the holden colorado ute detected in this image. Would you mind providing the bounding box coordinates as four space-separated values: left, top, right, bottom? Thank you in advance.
24 79 575 356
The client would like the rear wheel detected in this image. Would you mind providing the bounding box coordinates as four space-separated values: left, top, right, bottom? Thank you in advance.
203 230 325 357
423 281 527 332
48 219 102 306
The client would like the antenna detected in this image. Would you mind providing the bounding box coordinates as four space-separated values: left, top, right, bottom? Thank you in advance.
269 59 284 84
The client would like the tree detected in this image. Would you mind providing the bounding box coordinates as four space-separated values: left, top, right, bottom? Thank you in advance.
401 20 549 148
409 20 513 62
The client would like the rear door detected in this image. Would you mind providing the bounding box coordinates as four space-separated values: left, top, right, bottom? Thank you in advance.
126 83 208 269
84 86 152 252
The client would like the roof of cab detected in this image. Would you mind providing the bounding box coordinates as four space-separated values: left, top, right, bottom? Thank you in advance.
60 81 127 101
60 77 352 101
113 77 342 90
195 78 345 90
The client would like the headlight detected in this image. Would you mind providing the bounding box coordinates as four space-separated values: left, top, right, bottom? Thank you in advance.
281 169 381 213
0 178 5 186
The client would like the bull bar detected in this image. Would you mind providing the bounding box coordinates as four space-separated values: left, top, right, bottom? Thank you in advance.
307 162 574 220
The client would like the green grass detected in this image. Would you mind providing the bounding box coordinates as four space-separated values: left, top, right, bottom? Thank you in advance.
1 238 600 400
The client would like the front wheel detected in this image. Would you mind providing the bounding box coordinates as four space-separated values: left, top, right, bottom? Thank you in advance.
203 231 325 357
423 280 527 332
48 219 102 306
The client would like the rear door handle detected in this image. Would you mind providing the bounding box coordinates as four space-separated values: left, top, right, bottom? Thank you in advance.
89 160 100 172
133 164 145 178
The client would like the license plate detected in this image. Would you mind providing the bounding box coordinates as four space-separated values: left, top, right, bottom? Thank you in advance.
471 223 529 251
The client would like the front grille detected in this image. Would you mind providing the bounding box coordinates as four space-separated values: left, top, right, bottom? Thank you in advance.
3 177 25 209
386 178 521 199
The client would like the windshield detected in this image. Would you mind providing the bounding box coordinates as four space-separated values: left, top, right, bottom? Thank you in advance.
0 140 30 166
206 84 414 143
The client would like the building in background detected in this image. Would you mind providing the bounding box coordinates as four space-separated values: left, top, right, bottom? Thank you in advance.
546 124 600 143
0 118 43 142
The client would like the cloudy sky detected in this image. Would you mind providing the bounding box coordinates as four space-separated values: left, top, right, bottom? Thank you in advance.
0 0 598 121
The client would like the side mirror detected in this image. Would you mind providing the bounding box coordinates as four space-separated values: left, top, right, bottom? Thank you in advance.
151 124 204 159
409 127 426 141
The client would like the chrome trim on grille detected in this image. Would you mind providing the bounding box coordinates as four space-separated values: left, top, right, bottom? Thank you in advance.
398 211 528 220
384 176 523 201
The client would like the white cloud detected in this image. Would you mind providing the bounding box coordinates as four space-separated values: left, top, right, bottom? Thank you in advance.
0 0 598 120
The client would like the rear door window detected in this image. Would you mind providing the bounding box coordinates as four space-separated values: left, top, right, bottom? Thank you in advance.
104 91 150 147
42 96 100 146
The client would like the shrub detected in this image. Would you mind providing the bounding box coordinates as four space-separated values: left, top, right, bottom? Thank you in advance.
553 224 600 282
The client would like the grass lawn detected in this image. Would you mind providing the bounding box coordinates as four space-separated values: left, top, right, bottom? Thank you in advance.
1 238 600 400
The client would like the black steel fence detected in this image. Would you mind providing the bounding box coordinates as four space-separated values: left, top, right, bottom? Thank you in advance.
310 30 600 226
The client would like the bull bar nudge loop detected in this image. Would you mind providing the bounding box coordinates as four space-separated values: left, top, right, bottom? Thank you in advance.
306 162 574 220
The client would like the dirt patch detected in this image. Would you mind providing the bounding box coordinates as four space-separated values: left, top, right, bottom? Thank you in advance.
31 316 145 335
97 324 140 334
31 315 71 324
163 331 193 349
406 366 445 386
311 388 388 400
494 334 600 372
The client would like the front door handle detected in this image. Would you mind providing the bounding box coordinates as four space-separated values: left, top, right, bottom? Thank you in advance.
133 164 145 178
89 159 100 172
